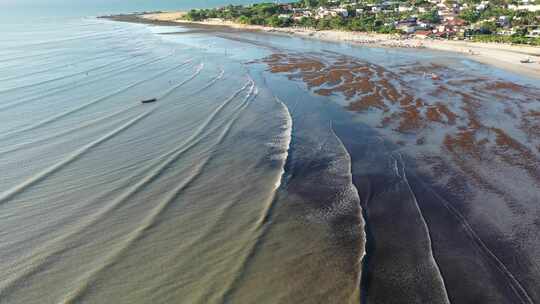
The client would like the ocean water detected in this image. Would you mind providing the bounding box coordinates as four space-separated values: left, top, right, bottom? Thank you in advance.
1 3 540 304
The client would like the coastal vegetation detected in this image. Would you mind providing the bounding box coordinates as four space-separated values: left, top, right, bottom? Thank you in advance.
183 0 540 45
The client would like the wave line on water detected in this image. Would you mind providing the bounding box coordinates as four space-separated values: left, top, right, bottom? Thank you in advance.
0 55 138 95
191 68 225 95
0 80 255 299
0 49 67 64
61 78 258 304
413 169 535 304
0 110 153 206
159 63 204 100
0 31 124 52
330 121 366 303
0 105 139 157
0 59 192 140
392 152 451 304
0 52 168 112
271 96 292 191
0 52 122 83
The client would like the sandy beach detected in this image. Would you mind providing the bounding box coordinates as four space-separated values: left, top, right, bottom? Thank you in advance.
140 11 540 78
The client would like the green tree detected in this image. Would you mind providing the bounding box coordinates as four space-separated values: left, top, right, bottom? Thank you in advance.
459 9 480 23
479 21 498 34
304 0 317 8
419 9 441 23
237 15 249 24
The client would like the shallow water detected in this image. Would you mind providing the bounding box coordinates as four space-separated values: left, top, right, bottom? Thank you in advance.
0 15 539 304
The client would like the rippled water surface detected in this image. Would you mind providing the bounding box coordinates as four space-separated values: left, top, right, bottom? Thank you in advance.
1 15 539 304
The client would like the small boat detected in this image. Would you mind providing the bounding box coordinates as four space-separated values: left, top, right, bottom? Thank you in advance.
520 58 533 64
141 98 157 104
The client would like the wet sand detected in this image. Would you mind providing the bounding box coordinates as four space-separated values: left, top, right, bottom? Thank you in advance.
256 50 540 303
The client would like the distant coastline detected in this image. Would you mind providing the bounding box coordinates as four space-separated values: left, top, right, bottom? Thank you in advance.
101 12 540 78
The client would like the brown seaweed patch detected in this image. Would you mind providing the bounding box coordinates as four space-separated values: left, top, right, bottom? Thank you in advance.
521 110 540 139
379 78 400 103
435 103 457 125
444 130 487 160
485 81 527 93
397 104 424 132
426 106 443 123
491 128 539 179
347 90 388 112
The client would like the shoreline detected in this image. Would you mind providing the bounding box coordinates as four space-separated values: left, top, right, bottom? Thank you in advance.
103 12 540 78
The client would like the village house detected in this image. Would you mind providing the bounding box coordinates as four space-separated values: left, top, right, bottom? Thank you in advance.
397 23 417 33
438 8 456 22
527 28 540 37
498 16 510 27
370 5 382 13
508 4 540 12
331 8 349 17
415 30 434 38
316 7 332 19
396 17 418 34
499 28 517 36
476 1 489 12
398 4 413 12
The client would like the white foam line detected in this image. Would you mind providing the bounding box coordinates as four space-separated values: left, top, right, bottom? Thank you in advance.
159 63 204 100
417 166 535 304
272 96 292 191
393 152 451 304
329 121 366 301
194 68 225 93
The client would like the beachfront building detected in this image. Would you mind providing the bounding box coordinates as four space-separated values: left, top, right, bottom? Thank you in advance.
316 7 332 19
397 23 417 33
371 6 382 13
415 30 434 38
528 28 540 37
508 4 540 12
476 1 490 12
398 4 413 12
499 28 517 36
498 16 510 27
331 8 349 17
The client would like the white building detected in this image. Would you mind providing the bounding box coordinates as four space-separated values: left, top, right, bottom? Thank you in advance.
332 8 349 17
527 29 540 37
508 4 540 11
398 5 413 12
